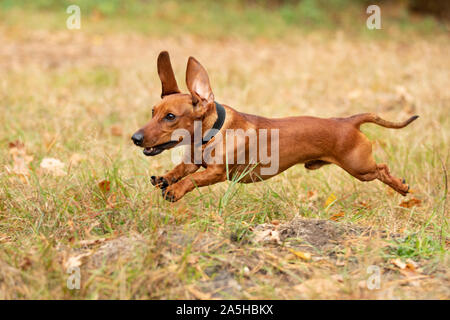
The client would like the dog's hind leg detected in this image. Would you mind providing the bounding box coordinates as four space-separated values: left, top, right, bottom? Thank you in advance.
336 135 409 196
373 163 409 196
347 162 410 196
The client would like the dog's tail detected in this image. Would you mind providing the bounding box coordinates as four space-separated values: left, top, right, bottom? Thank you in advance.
349 113 419 129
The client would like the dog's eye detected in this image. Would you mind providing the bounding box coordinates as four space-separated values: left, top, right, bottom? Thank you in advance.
164 113 176 121
152 108 155 118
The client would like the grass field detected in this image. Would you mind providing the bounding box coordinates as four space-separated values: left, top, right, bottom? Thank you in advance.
0 3 449 299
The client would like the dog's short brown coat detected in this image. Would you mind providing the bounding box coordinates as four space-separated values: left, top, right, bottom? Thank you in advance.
132 51 418 202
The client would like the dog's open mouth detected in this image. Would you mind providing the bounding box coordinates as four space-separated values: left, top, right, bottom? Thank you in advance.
143 140 179 156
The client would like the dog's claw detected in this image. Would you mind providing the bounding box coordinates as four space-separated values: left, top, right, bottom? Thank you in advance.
161 188 176 202
151 176 169 188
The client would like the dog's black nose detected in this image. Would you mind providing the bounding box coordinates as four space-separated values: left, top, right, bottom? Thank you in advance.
131 132 144 146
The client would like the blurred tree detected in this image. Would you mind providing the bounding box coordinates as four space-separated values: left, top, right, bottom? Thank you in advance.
409 0 450 19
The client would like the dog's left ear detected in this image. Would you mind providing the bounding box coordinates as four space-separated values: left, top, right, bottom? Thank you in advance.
157 51 180 98
186 57 214 106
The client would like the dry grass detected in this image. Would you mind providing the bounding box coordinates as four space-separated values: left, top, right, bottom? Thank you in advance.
0 18 449 299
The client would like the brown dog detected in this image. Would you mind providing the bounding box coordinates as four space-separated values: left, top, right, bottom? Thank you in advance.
132 51 418 202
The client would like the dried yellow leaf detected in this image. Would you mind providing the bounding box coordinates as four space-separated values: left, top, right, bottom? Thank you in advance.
324 193 337 208
288 248 311 261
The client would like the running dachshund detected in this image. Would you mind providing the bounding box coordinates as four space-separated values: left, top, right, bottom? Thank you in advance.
132 51 418 202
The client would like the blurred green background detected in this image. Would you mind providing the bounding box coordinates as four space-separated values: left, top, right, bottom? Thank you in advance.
0 0 448 38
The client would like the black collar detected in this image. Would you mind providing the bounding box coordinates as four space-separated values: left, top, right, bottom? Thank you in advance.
202 102 226 144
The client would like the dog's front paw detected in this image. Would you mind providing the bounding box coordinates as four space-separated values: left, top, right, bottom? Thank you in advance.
161 185 184 202
151 176 169 189
399 178 410 196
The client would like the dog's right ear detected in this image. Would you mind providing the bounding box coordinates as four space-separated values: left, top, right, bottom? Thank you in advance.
157 51 180 98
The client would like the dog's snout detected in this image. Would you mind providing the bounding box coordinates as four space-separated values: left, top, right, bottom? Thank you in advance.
131 132 144 146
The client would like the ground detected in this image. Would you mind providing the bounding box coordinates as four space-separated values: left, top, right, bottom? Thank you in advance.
0 6 449 299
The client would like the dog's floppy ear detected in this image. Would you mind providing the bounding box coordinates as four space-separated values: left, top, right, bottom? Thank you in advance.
157 51 180 98
186 56 214 105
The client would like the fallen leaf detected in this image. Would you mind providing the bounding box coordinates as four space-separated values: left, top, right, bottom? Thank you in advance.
400 266 418 277
40 158 66 176
329 211 345 221
288 248 311 261
8 140 24 150
390 258 406 269
271 220 280 225
399 198 422 208
405 258 419 270
98 180 111 193
396 258 421 277
324 193 337 208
